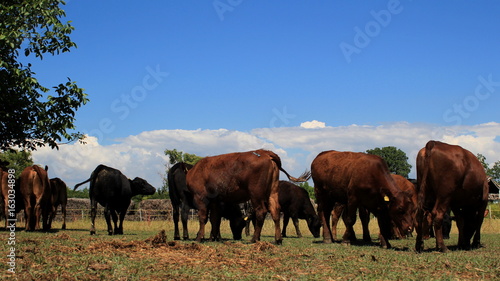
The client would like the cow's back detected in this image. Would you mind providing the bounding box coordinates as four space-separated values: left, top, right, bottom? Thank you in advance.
312 151 395 205
421 141 487 205
168 162 193 207
187 150 278 203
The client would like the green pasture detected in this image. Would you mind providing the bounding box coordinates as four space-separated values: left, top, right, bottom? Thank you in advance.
1 216 500 280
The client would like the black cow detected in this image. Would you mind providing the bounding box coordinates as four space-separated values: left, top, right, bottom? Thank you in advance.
427 209 453 240
279 181 321 238
74 164 156 235
168 162 246 241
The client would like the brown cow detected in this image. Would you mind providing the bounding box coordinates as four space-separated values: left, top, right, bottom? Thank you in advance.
186 149 310 245
330 174 417 242
311 151 413 249
415 141 488 252
48 178 68 230
391 174 417 239
19 165 52 231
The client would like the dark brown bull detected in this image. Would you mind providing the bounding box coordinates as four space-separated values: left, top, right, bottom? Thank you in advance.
168 162 246 241
19 165 52 231
311 151 413 249
415 141 488 252
48 178 68 230
244 181 322 238
186 149 309 244
279 181 321 238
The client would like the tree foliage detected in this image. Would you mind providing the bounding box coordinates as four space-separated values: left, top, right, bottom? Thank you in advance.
477 154 500 182
0 149 33 177
164 148 203 166
158 149 204 199
366 146 412 177
298 181 315 201
0 0 88 151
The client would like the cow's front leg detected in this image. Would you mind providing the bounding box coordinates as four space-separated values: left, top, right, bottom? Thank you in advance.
292 217 302 238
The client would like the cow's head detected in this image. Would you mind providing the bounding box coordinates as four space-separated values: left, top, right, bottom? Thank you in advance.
386 192 415 237
229 216 247 240
306 215 322 238
130 177 156 196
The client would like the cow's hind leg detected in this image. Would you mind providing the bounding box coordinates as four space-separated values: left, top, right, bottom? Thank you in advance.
209 203 222 241
61 202 67 230
172 203 180 240
318 201 334 243
48 204 57 230
90 199 98 235
432 205 449 252
281 214 290 237
23 197 34 231
251 204 267 243
116 209 126 235
472 202 487 249
110 209 120 235
415 208 426 253
331 203 344 241
194 200 208 242
34 198 43 230
268 186 282 245
181 203 190 240
342 204 358 245
104 206 113 235
172 202 180 240
359 207 372 243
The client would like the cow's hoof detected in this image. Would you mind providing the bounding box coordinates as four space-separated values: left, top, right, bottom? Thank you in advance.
90 231 96 235
275 239 283 245
341 240 351 246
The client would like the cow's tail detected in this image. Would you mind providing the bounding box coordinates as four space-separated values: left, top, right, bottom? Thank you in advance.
267 151 311 182
167 163 181 206
74 178 91 191
418 141 436 210
32 165 51 191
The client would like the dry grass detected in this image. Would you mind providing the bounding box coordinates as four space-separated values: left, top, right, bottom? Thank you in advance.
2 217 499 280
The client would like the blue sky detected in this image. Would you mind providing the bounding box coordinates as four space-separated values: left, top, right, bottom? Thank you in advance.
30 1 500 188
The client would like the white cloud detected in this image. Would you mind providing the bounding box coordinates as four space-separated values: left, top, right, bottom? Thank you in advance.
300 120 326 129
32 122 500 190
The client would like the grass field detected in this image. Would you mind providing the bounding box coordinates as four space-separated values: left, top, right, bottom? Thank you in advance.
2 217 500 280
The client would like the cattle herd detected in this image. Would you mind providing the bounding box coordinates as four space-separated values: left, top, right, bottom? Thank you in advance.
0 140 490 253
